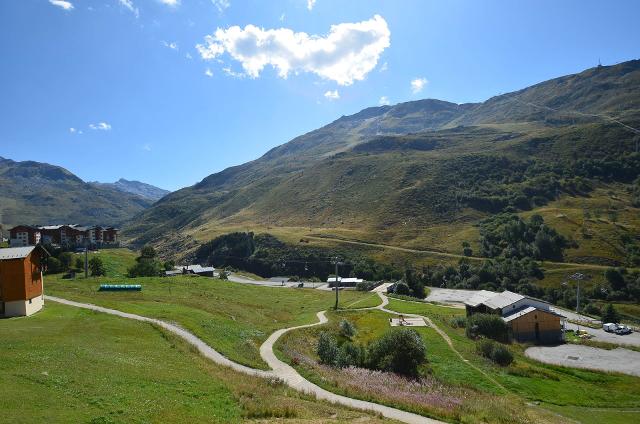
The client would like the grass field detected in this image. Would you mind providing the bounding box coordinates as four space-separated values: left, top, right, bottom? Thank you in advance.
0 303 391 423
385 299 640 422
45 260 384 370
274 295 640 423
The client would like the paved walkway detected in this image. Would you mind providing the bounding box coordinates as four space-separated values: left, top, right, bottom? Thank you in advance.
45 295 442 424
525 345 640 377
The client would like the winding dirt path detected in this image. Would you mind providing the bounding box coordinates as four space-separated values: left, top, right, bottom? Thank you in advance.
45 295 442 424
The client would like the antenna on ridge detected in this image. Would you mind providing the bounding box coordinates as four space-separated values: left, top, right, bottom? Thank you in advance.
598 58 602 67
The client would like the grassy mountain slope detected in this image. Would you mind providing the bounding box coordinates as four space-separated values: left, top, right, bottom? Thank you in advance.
0 157 152 227
125 60 640 268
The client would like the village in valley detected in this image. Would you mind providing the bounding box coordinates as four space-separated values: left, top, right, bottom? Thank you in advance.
2 1 640 424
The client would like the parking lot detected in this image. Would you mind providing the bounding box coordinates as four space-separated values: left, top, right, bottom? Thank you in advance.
525 345 640 377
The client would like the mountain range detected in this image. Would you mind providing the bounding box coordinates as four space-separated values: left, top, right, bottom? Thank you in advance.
91 179 170 202
0 157 166 228
125 60 640 266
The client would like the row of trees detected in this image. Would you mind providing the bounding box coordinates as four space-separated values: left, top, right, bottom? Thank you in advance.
44 245 105 277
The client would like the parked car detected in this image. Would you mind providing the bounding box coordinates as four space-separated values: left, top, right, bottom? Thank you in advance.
603 323 618 332
615 325 632 335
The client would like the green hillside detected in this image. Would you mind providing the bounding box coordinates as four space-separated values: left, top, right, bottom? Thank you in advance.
0 157 153 227
124 60 640 273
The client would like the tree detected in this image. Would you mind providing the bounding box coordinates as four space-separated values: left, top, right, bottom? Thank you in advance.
139 245 157 261
74 257 84 270
336 342 362 368
605 268 626 291
89 257 106 277
339 319 356 338
128 246 163 277
58 252 74 271
601 303 621 323
366 328 426 377
45 257 63 274
317 332 338 365
393 282 411 295
462 241 473 257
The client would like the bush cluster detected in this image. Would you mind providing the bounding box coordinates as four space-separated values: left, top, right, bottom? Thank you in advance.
465 313 510 343
476 339 513 366
317 325 426 377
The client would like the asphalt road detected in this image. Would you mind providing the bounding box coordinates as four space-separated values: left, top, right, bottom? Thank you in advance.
526 344 640 377
565 322 640 347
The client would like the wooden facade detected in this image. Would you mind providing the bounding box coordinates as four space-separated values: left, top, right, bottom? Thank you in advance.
0 246 49 317
506 308 563 344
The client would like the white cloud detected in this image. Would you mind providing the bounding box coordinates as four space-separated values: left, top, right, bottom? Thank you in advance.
211 0 230 13
196 15 390 86
279 13 286 22
49 1 74 10
89 122 112 131
158 0 180 6
379 96 390 106
222 67 244 78
379 61 388 72
118 0 139 18
411 77 428 94
307 0 317 11
204 68 213 77
185 52 193 59
162 41 179 50
69 127 77 133
324 89 339 100
143 143 152 151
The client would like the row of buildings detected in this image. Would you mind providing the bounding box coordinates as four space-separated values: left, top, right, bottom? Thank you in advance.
465 290 565 344
9 225 119 248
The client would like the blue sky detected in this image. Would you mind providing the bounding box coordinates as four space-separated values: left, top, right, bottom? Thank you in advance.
1 0 639 191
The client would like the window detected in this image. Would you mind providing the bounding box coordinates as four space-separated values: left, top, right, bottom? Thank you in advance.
29 299 32 304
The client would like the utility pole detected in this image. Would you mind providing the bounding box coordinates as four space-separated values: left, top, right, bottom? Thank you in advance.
334 256 340 310
84 239 89 278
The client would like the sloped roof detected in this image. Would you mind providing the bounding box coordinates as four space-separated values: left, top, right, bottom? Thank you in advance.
464 290 496 307
0 245 50 260
503 306 565 323
483 290 525 309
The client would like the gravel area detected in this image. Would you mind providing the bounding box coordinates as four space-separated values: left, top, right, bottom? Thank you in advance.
525 344 640 377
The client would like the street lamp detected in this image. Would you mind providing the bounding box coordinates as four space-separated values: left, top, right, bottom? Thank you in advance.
562 272 587 333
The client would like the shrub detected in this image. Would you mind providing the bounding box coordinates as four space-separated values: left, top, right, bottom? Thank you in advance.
89 257 106 277
336 342 362 368
601 303 621 323
339 319 356 338
317 332 338 365
393 282 411 296
466 313 509 343
476 338 513 366
476 338 495 358
356 281 375 291
127 260 162 277
75 257 85 270
366 328 426 377
45 257 63 274
58 252 74 271
449 316 467 329
491 344 514 366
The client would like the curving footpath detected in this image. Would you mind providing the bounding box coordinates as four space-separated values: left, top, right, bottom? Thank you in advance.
45 295 442 424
